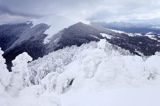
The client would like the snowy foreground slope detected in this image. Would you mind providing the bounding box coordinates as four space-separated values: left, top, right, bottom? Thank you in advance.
1 40 160 106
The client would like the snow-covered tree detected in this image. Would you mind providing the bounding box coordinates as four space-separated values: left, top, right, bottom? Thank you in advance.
6 52 32 96
97 39 107 50
145 54 160 80
0 48 10 93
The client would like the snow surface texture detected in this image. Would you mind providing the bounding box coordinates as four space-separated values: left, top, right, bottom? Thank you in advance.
1 40 160 106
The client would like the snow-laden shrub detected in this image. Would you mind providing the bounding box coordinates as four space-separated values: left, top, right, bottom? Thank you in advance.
12 39 159 95
19 40 132 93
0 48 10 93
55 61 82 94
145 54 160 80
6 52 32 96
28 45 79 85
53 54 160 93
53 52 142 92
47 41 160 93
40 72 58 92
95 56 146 85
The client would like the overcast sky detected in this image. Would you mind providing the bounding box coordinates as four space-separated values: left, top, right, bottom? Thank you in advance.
0 0 160 24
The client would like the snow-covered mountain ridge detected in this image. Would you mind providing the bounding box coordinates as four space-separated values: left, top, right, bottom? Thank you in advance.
1 22 160 71
1 39 160 106
1 21 160 106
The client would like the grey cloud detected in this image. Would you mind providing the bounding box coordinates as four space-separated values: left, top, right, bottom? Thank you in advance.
87 0 160 22
0 5 42 18
0 0 160 24
0 0 97 16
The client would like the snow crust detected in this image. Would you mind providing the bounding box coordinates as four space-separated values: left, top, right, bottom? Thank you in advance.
1 40 160 106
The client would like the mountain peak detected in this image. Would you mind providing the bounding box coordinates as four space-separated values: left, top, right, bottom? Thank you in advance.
70 22 89 28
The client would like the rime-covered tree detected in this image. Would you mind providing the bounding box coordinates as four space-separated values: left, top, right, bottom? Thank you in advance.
6 52 32 96
0 48 10 93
